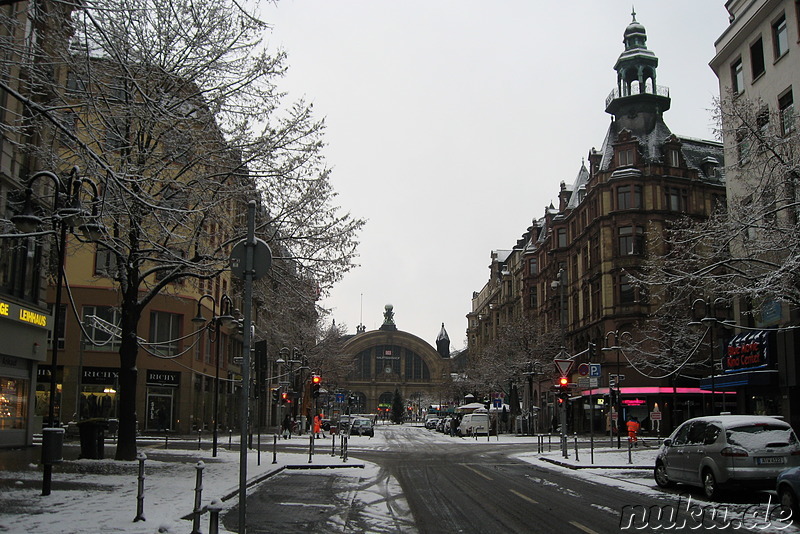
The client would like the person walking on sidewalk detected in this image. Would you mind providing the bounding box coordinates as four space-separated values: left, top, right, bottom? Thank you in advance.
626 416 640 447
282 414 292 440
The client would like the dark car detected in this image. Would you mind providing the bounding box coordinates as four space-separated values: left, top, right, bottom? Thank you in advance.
777 466 800 517
654 415 800 499
321 418 332 431
350 417 374 437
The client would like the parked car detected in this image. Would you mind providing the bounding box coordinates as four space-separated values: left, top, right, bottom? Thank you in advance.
350 417 374 437
777 466 800 518
436 417 449 433
654 415 800 499
336 415 352 434
424 414 439 429
458 412 489 437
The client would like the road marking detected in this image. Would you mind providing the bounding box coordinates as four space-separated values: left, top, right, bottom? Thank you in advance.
508 489 538 504
461 464 492 480
569 520 600 534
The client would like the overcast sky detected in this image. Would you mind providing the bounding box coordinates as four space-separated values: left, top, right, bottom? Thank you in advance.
262 1 731 349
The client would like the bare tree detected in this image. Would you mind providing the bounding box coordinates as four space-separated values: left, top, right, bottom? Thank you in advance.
2 0 363 460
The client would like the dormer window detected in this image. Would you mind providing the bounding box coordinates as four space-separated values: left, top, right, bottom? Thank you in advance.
669 148 681 168
618 148 634 167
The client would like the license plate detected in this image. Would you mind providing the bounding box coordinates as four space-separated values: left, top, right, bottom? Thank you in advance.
756 457 785 465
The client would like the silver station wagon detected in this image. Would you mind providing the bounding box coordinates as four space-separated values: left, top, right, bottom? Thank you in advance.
654 415 800 499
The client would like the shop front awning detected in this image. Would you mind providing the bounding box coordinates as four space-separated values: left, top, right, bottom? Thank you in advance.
700 369 778 390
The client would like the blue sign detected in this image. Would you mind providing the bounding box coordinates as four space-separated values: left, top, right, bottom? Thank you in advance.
589 364 601 377
335 393 345 403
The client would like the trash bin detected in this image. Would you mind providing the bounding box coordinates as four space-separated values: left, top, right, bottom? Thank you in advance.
77 418 109 459
41 427 65 465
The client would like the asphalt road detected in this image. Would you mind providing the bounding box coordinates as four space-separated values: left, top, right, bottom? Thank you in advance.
225 425 794 533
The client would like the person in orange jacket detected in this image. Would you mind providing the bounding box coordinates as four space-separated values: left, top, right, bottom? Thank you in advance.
626 416 640 446
313 414 322 438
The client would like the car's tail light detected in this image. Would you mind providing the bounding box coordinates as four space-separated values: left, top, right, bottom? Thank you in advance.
791 449 800 456
721 446 749 457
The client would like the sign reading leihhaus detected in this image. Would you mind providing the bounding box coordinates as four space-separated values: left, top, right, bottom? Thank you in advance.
723 331 770 373
0 299 51 329
146 370 180 387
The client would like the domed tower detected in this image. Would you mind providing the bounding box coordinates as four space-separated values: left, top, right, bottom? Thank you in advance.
436 323 450 358
605 8 671 125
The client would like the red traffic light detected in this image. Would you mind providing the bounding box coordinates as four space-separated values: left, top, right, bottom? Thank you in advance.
559 377 569 387
312 375 321 384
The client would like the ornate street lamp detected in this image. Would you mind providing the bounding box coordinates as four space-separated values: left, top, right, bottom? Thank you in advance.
12 166 104 496
192 293 234 456
689 297 730 416
603 329 632 449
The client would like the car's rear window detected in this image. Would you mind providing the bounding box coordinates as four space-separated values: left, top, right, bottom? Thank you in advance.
726 424 797 449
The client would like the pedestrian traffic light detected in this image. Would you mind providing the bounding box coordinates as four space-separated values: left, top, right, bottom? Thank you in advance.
271 388 280 404
311 375 321 398
281 391 291 404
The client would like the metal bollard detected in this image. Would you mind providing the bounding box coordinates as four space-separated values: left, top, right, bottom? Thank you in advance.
207 498 223 534
165 433 169 450
272 434 278 465
628 438 633 464
574 433 579 462
133 452 147 522
229 429 233 449
308 433 314 464
198 429 202 451
257 430 261 466
331 433 336 457
343 434 348 462
191 460 205 534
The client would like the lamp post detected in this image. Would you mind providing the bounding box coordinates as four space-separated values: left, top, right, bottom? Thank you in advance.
11 167 103 495
192 293 233 457
603 329 632 449
690 297 729 416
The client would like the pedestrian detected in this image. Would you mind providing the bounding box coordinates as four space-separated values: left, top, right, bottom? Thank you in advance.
626 416 640 447
282 414 291 440
313 414 322 439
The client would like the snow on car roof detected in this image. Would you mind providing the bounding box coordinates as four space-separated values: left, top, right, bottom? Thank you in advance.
684 414 791 429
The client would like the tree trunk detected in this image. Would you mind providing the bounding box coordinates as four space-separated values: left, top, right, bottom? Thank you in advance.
115 304 142 461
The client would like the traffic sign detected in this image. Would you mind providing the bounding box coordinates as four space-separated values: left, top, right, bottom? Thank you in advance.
589 364 601 377
554 359 573 377
577 363 590 376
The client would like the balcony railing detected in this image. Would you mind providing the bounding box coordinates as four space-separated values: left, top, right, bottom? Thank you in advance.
605 85 670 109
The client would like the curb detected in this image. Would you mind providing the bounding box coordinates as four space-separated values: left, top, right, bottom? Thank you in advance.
539 457 652 470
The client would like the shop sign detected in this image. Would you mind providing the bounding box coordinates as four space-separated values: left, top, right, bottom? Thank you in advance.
146 369 180 387
0 299 51 329
82 366 119 385
724 331 770 373
37 365 64 381
621 398 646 406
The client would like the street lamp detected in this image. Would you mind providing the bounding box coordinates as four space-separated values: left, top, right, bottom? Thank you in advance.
690 297 730 416
192 293 234 457
11 167 103 496
603 329 632 449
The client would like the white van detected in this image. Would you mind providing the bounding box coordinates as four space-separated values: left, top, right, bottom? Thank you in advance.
457 412 489 436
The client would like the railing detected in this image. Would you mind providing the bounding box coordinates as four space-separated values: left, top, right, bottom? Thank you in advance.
605 85 670 108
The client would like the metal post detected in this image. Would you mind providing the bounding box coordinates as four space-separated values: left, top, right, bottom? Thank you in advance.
331 433 336 457
191 461 205 534
308 433 313 463
134 452 147 522
272 434 277 465
212 318 221 457
207 498 223 534
574 433 579 462
198 429 202 450
257 428 261 466
627 438 633 465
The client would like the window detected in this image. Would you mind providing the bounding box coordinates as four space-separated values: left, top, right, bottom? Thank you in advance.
618 148 634 167
95 246 118 278
83 305 122 352
619 274 636 305
404 350 430 380
528 257 538 275
779 89 795 136
665 187 688 212
773 14 788 59
149 311 182 356
529 288 538 310
669 149 681 168
66 70 86 93
616 185 642 210
731 58 744 95
750 37 765 79
557 228 567 248
737 129 751 165
618 226 644 256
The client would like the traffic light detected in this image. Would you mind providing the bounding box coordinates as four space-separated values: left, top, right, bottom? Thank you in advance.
311 375 321 398
271 388 280 404
281 391 291 404
554 376 569 391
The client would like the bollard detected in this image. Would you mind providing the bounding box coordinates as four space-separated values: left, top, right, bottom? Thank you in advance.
229 429 233 449
590 434 595 465
272 434 277 465
574 433 579 462
548 433 552 452
257 430 261 466
343 434 348 462
165 433 169 450
191 460 205 534
308 433 314 464
331 433 336 457
198 429 202 451
628 438 633 464
207 498 223 534
133 452 147 522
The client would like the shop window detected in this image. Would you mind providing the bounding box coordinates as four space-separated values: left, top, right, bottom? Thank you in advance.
750 37 765 79
773 14 789 59
0 378 29 430
149 311 181 356
779 89 795 136
731 58 744 95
